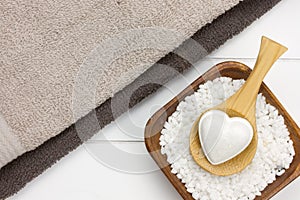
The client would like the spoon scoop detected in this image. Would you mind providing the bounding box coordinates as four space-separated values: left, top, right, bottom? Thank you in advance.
190 36 288 176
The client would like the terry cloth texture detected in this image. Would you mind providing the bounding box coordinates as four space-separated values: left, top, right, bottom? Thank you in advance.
0 0 241 168
0 0 281 198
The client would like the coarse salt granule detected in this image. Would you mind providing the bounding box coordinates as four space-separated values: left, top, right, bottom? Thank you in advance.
160 77 295 200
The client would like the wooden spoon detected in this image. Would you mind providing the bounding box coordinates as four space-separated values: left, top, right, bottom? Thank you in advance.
190 36 288 176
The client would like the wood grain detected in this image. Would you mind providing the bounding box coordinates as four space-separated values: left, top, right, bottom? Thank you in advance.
189 36 288 176
145 61 300 200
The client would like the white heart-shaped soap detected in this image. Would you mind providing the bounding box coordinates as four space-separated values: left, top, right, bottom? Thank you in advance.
198 110 253 165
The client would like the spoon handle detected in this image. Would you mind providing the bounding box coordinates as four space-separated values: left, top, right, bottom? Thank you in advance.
229 36 287 116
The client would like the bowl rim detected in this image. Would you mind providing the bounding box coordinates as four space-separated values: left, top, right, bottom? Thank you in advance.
144 61 300 200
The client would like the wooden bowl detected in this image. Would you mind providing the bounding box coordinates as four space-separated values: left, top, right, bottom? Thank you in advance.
144 61 300 200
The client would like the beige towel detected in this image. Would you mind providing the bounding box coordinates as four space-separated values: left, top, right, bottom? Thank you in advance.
0 0 241 168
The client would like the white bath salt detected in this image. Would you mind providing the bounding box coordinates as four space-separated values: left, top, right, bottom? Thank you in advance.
160 77 295 200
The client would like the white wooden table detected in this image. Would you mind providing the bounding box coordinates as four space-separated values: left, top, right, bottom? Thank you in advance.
9 0 300 199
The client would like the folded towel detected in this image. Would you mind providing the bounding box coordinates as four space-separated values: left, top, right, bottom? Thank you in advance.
0 0 242 169
0 0 281 198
